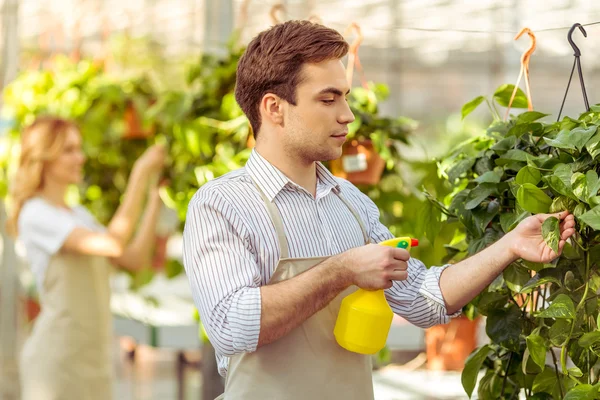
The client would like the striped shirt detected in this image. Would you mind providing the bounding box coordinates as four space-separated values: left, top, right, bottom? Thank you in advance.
182 150 453 376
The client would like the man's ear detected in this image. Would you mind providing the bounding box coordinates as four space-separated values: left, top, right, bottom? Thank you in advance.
260 93 284 126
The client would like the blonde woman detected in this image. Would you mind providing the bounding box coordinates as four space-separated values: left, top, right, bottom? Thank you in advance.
7 116 166 400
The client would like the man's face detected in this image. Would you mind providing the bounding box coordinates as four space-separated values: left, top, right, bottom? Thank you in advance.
282 59 355 164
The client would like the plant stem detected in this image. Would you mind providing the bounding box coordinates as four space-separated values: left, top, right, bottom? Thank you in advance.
501 352 514 398
485 98 501 121
551 348 565 399
576 250 591 313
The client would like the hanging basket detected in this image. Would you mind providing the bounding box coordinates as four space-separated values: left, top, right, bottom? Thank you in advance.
330 139 385 185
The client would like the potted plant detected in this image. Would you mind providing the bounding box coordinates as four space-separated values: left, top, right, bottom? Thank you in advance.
329 83 415 185
429 83 600 399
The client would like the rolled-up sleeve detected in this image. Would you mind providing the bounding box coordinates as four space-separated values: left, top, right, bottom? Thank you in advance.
360 190 459 328
182 187 262 357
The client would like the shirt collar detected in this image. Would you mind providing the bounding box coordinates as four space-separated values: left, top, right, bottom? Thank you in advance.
245 150 342 202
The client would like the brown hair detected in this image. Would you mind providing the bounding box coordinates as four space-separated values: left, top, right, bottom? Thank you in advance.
6 116 79 236
235 20 349 136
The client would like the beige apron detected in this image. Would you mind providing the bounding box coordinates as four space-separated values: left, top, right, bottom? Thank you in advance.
220 182 374 399
20 252 113 400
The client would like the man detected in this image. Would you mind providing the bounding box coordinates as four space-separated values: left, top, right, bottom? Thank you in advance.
182 20 575 399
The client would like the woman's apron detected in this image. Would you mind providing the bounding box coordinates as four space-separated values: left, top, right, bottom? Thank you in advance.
20 252 113 400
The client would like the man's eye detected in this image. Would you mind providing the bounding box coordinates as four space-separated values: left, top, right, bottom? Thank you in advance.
322 99 335 104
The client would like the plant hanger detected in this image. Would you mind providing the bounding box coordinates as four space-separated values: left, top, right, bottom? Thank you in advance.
505 27 536 120
557 23 590 121
345 22 369 89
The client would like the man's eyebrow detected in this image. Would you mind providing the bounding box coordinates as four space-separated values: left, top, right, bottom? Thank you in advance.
317 87 351 96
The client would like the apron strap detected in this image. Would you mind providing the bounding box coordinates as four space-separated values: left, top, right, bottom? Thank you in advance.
334 189 371 245
251 179 290 259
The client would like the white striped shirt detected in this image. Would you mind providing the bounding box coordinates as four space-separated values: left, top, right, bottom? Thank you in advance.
182 150 453 376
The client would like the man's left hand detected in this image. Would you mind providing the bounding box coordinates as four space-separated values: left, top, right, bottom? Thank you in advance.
507 211 576 263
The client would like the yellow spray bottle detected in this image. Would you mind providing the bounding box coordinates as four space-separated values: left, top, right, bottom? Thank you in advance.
334 237 419 354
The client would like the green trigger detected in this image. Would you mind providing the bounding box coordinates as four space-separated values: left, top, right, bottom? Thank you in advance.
397 240 409 249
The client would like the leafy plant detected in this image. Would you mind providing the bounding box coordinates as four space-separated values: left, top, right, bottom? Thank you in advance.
435 84 600 399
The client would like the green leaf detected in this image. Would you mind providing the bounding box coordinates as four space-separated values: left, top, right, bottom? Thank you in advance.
494 84 528 108
578 205 600 230
516 183 552 214
476 291 508 316
461 344 491 398
571 125 598 151
567 366 583 377
544 164 576 200
504 263 532 292
564 384 597 400
597 313 600 330
526 333 547 369
448 157 476 182
572 172 589 201
586 170 600 200
537 294 575 319
465 183 497 210
521 273 561 293
517 111 550 123
578 331 600 348
474 170 502 184
415 200 442 244
491 136 517 153
496 149 530 164
550 319 572 346
533 367 562 397
545 129 577 150
486 305 522 351
541 216 560 255
516 166 542 185
500 211 529 233
550 196 578 213
508 122 543 137
461 96 486 120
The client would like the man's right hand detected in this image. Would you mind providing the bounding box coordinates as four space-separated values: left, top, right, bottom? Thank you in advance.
338 244 410 290
135 144 167 174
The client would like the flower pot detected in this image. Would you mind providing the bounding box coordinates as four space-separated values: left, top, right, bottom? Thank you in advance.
124 102 154 139
330 139 385 185
23 296 41 323
425 316 479 371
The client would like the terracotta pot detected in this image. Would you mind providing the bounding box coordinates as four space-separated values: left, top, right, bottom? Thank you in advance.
152 236 169 271
425 316 479 371
124 102 154 139
330 139 385 185
23 297 41 322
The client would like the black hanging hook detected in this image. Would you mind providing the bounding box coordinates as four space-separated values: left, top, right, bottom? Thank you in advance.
558 23 590 120
567 23 587 57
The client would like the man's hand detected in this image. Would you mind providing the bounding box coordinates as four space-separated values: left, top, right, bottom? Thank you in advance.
506 211 576 263
339 244 410 290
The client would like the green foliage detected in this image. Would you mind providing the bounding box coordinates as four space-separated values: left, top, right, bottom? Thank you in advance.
447 84 600 398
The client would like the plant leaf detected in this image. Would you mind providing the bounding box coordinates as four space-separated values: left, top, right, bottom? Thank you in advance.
474 170 503 184
586 170 600 200
517 111 550 123
465 183 498 210
571 172 589 202
571 125 598 151
494 84 528 108
516 166 542 185
500 211 529 233
578 331 600 348
504 263 532 292
578 205 600 230
486 305 522 351
544 129 577 150
461 96 486 120
537 294 575 319
526 333 547 369
564 384 597 400
541 216 560 255
508 122 543 137
521 273 561 293
461 344 491 398
516 183 552 214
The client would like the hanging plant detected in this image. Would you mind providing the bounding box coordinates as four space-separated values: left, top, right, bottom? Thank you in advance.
432 83 600 399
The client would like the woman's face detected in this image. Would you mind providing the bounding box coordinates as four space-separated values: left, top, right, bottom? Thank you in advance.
44 128 86 186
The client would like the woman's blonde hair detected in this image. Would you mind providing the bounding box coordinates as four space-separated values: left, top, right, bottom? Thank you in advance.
6 116 79 236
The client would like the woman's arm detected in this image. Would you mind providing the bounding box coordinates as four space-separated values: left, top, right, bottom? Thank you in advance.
106 144 165 244
110 182 163 271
